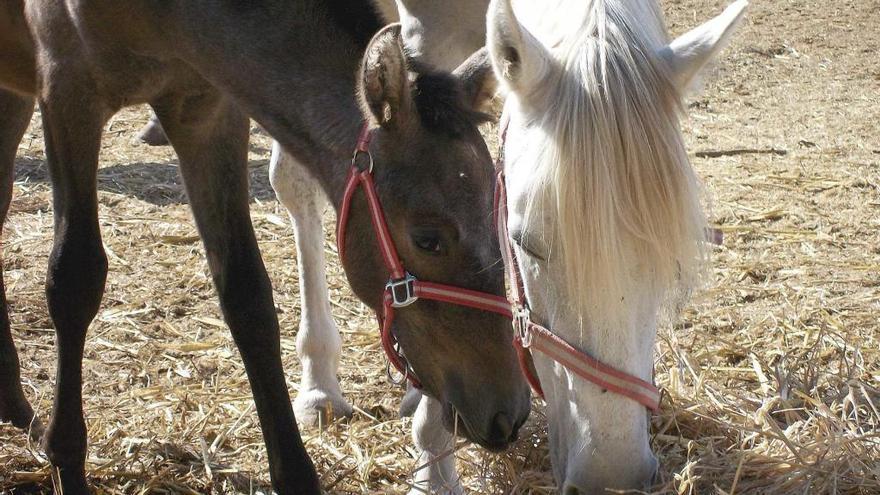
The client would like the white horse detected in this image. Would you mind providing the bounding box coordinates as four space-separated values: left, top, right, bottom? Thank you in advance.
268 1 490 493
486 0 747 493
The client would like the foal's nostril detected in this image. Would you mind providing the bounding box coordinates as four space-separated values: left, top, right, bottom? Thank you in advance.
490 412 514 443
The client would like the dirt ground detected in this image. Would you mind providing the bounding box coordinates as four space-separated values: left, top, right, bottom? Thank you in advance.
1 0 878 493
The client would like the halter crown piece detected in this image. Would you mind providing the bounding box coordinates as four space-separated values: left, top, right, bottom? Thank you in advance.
336 124 513 389
493 119 662 412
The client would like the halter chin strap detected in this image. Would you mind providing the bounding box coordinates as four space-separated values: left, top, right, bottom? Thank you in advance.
337 124 513 389
494 120 662 413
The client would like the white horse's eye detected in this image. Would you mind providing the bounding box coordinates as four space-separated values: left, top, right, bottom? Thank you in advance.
510 231 546 261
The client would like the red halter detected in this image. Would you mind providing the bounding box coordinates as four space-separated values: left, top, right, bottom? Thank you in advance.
494 122 662 413
336 125 513 389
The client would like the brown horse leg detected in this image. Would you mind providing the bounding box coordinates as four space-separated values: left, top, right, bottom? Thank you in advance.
39 82 108 494
135 111 169 146
153 92 320 494
0 89 43 438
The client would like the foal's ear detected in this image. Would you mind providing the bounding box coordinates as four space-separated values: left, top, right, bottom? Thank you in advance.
486 0 550 94
359 23 414 129
659 0 748 92
453 48 498 112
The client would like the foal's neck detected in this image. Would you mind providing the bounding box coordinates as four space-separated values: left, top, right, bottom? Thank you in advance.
259 0 384 205
180 0 383 206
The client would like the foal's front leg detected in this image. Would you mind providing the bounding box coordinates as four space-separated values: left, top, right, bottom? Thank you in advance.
155 94 319 494
269 142 352 425
39 76 109 494
410 395 464 495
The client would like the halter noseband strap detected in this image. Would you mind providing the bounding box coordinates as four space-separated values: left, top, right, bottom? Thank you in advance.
494 120 662 413
337 124 513 389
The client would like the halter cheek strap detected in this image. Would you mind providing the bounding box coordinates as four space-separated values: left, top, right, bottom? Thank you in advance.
337 124 513 389
494 121 662 413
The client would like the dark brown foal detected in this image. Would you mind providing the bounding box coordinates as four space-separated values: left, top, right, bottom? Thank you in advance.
0 1 529 493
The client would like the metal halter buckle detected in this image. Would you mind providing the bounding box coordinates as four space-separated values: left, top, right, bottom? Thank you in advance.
513 305 533 348
386 272 418 308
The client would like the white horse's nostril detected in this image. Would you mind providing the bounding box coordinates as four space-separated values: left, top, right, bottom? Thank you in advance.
562 483 584 495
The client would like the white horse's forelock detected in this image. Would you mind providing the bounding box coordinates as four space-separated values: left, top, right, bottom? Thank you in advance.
520 0 707 326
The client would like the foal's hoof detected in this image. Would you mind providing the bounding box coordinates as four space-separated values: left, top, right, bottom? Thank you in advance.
51 464 91 495
0 398 45 441
293 389 353 427
135 121 170 146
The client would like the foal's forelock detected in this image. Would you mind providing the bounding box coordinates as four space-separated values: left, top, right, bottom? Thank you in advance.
410 66 491 138
521 2 707 326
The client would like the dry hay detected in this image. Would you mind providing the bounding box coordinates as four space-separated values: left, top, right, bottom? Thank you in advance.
1 1 879 493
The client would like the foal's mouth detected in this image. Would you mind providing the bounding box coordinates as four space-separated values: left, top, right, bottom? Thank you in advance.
442 403 515 453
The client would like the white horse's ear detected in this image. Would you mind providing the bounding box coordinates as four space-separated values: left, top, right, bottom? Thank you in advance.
359 23 414 129
486 0 550 94
660 0 748 92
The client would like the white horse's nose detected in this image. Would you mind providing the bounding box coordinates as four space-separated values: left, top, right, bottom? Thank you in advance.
561 454 658 494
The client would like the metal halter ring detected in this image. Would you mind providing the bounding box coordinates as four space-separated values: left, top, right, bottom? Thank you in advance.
385 360 410 386
351 149 374 173
386 272 418 308
513 305 533 348
385 340 412 386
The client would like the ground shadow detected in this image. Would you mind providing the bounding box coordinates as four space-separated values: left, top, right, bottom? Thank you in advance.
13 156 276 206
0 440 273 494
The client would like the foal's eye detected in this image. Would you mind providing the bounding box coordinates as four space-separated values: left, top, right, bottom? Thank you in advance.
412 233 443 254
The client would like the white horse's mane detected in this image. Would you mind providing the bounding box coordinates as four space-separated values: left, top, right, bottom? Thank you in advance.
519 0 707 321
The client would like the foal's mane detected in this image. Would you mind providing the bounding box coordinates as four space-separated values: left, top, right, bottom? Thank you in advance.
523 0 707 321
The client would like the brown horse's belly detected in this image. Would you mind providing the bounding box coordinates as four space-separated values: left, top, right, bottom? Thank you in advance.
0 0 36 96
